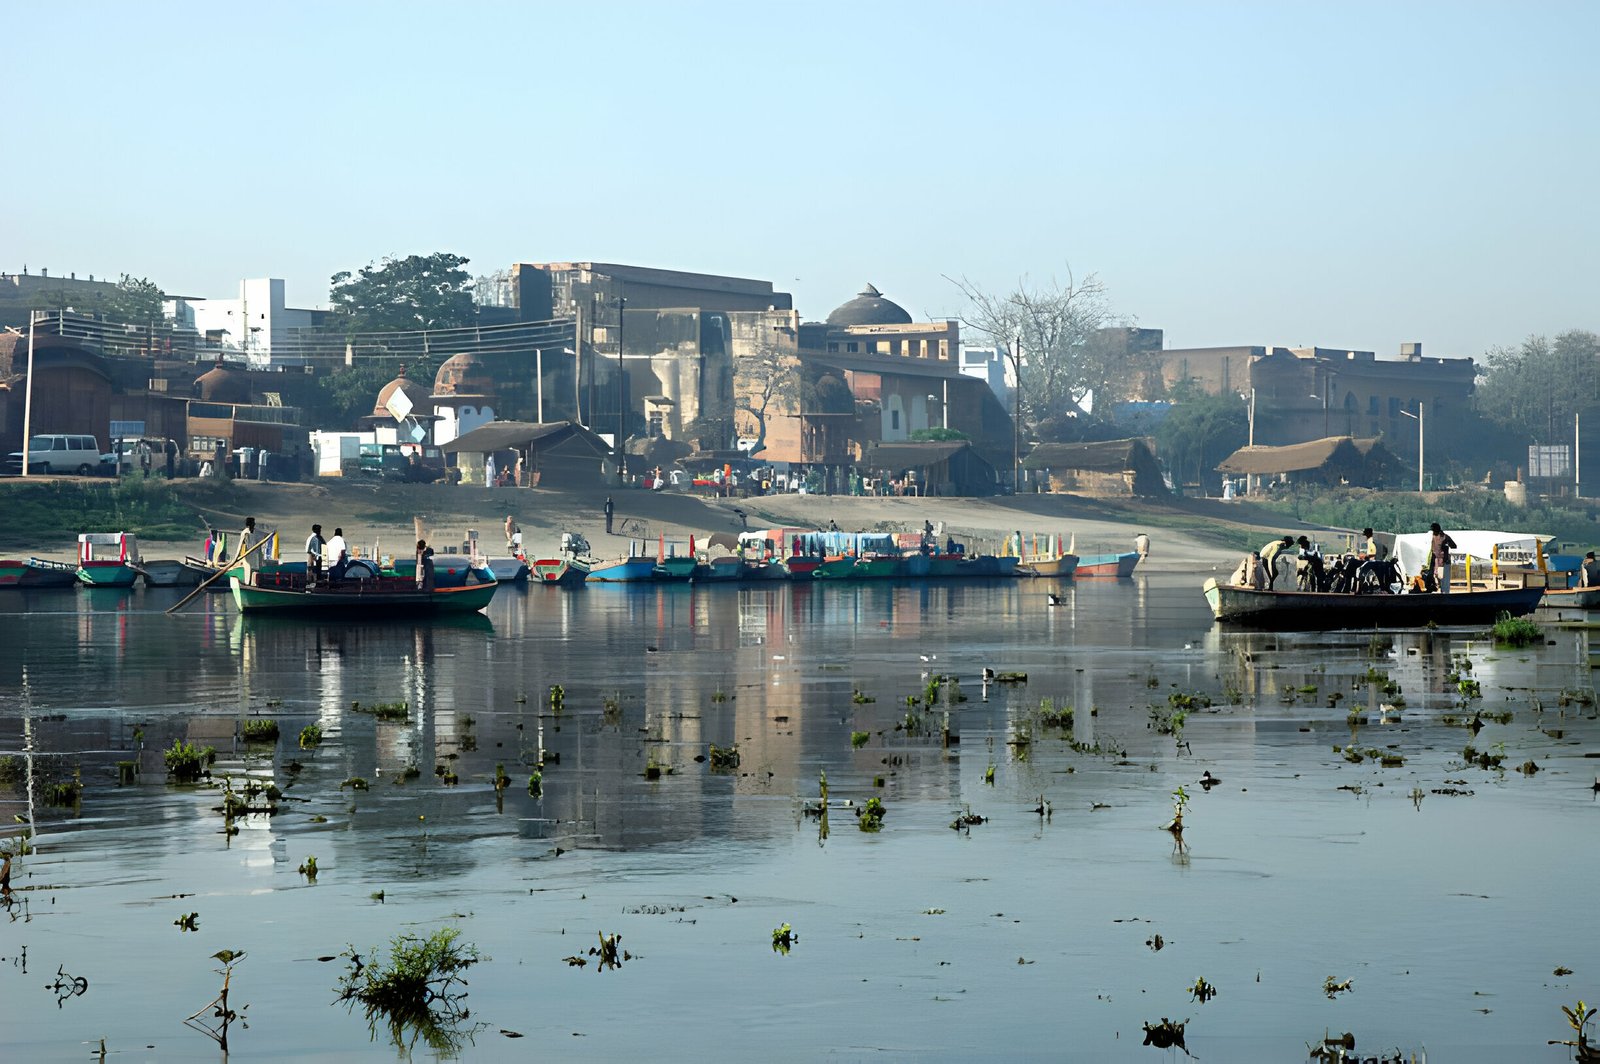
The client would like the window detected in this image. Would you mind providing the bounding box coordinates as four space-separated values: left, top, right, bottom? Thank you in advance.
1367 395 1379 415
891 410 900 431
827 342 839 352
846 341 859 353
647 411 664 437
1388 397 1401 419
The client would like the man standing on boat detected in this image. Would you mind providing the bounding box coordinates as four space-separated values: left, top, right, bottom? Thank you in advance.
326 527 350 584
415 539 436 592
305 524 325 587
1582 551 1600 588
1259 535 1295 590
1426 523 1456 593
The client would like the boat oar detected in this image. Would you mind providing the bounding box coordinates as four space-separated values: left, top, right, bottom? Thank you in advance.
165 530 278 614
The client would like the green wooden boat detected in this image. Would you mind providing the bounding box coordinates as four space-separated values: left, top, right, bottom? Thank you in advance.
849 555 903 579
812 556 859 579
230 573 498 615
652 556 698 582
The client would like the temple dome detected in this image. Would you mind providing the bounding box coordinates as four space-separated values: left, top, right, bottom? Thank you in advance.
825 283 913 327
433 352 495 399
193 357 250 403
372 364 435 419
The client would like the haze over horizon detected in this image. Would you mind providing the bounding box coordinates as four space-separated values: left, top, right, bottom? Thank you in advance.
7 1 1596 359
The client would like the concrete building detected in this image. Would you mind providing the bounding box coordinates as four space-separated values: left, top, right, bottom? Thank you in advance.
167 279 327 367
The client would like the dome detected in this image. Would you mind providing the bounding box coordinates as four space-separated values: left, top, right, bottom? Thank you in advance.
433 352 495 399
825 283 913 327
372 364 435 418
194 357 250 403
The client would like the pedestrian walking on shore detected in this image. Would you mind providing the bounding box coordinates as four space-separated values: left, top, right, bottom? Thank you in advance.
604 495 614 534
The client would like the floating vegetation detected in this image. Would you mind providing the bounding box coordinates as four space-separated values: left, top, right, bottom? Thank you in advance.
850 730 870 749
771 923 797 955
299 855 318 880
1462 743 1507 770
548 685 564 713
1323 975 1354 999
710 688 728 703
164 740 217 783
984 764 996 785
116 760 137 784
858 796 886 832
589 931 627 972
298 724 323 749
949 805 986 831
527 772 542 798
1036 699 1074 729
341 777 370 791
1188 976 1218 1004
1458 677 1483 699
993 672 1028 684
1308 1031 1356 1061
493 764 510 792
1492 612 1543 646
644 756 670 780
1141 1017 1189 1053
334 927 482 1052
1518 760 1541 775
174 911 199 932
707 744 740 772
1068 736 1127 758
1297 685 1319 696
852 689 875 704
43 777 81 807
241 719 279 742
351 701 409 722
1165 786 1190 836
1147 933 1165 951
1548 999 1594 1059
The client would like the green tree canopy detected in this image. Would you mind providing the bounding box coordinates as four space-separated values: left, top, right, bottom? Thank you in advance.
1476 330 1600 443
308 356 440 430
329 253 475 334
1153 381 1248 493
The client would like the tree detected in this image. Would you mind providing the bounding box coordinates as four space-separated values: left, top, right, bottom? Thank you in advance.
733 344 798 458
100 275 168 324
1153 380 1248 493
310 356 440 430
1476 330 1600 443
948 270 1134 430
329 253 475 334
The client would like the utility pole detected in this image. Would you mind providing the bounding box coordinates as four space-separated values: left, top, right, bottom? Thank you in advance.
1011 334 1021 493
21 312 36 478
573 303 584 427
615 296 627 480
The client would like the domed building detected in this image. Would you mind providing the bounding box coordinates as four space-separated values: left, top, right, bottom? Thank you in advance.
431 352 497 446
193 357 251 404
363 364 439 439
825 283 913 328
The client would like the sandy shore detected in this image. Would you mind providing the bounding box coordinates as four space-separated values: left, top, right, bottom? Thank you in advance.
10 478 1323 574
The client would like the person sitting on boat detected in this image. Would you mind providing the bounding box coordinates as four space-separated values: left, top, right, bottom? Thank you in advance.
1259 536 1296 590
1295 536 1326 591
415 539 436 592
326 527 350 584
1581 551 1600 588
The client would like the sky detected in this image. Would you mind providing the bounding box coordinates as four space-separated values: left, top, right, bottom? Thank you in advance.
7 1 1597 359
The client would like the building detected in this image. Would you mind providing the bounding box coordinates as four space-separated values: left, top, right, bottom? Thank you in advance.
1021 439 1167 498
431 352 498 446
167 279 328 367
1217 436 1405 490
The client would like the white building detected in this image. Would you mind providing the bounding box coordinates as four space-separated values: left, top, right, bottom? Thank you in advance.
959 344 1013 407
166 279 320 367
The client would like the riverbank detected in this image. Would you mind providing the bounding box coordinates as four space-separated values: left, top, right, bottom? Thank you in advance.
0 476 1336 572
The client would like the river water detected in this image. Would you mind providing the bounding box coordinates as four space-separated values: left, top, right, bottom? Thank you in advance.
0 577 1596 1062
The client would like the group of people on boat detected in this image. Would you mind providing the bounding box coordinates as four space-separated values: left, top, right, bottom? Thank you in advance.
1240 525 1429 595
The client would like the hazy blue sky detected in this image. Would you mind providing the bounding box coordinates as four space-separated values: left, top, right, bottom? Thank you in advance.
8 1 1596 358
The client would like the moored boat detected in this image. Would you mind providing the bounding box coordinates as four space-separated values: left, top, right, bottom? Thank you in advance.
1542 586 1600 609
812 555 859 579
77 532 142 587
138 559 204 588
1203 577 1543 628
485 557 531 584
1021 554 1080 577
0 556 80 589
588 556 659 582
529 555 590 587
1077 552 1139 578
230 571 498 615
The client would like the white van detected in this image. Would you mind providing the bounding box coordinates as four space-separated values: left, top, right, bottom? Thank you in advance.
6 434 103 475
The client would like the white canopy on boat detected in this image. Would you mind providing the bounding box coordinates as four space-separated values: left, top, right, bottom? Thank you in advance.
1392 530 1550 578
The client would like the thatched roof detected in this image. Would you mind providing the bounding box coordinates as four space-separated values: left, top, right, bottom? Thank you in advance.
862 440 971 469
1021 438 1157 473
1216 437 1362 475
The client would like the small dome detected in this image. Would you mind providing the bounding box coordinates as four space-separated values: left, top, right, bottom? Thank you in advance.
372 364 435 418
825 283 913 327
194 357 250 403
433 352 495 398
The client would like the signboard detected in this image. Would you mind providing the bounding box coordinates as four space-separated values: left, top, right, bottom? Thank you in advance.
110 420 146 439
385 388 414 421
1528 445 1570 478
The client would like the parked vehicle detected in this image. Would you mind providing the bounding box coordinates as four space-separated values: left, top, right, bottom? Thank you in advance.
6 434 102 475
354 442 446 482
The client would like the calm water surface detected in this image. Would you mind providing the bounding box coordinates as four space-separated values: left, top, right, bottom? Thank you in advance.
1 577 1597 1062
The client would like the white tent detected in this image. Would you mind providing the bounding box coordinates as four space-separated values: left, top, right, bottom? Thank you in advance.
1391 530 1550 580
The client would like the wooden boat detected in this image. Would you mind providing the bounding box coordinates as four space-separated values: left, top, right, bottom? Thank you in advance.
927 553 966 577
693 556 745 582
0 557 80 589
388 557 492 588
900 553 931 578
848 554 903 579
529 555 590 587
77 532 142 587
138 559 204 587
1203 577 1544 628
1541 586 1600 609
588 556 659 582
230 571 498 615
784 557 821 580
485 557 531 584
812 555 859 579
1021 554 1080 578
1077 552 1139 578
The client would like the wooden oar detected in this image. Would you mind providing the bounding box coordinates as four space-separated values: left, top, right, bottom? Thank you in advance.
165 530 278 614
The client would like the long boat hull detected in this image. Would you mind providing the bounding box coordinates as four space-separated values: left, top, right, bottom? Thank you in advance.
138 559 204 587
652 557 698 582
588 557 659 583
230 574 498 615
1077 552 1139 578
1203 577 1544 628
1021 554 1080 578
0 558 81 589
1541 586 1600 609
77 561 140 587
530 557 590 586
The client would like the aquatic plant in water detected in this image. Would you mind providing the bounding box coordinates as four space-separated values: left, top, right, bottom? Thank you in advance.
1492 612 1542 647
851 730 870 749
298 724 322 749
771 923 797 954
1188 976 1217 1004
240 719 279 742
164 740 217 783
858 796 886 832
1548 999 1595 1060
335 927 482 1052
707 744 740 772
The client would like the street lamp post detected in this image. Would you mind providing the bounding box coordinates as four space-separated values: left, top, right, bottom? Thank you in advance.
614 296 627 480
1401 402 1424 492
1011 334 1021 492
21 313 36 478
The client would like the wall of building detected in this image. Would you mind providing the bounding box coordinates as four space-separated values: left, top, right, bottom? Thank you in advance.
174 279 318 366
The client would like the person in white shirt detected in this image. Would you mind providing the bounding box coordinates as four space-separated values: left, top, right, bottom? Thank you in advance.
326 527 350 583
